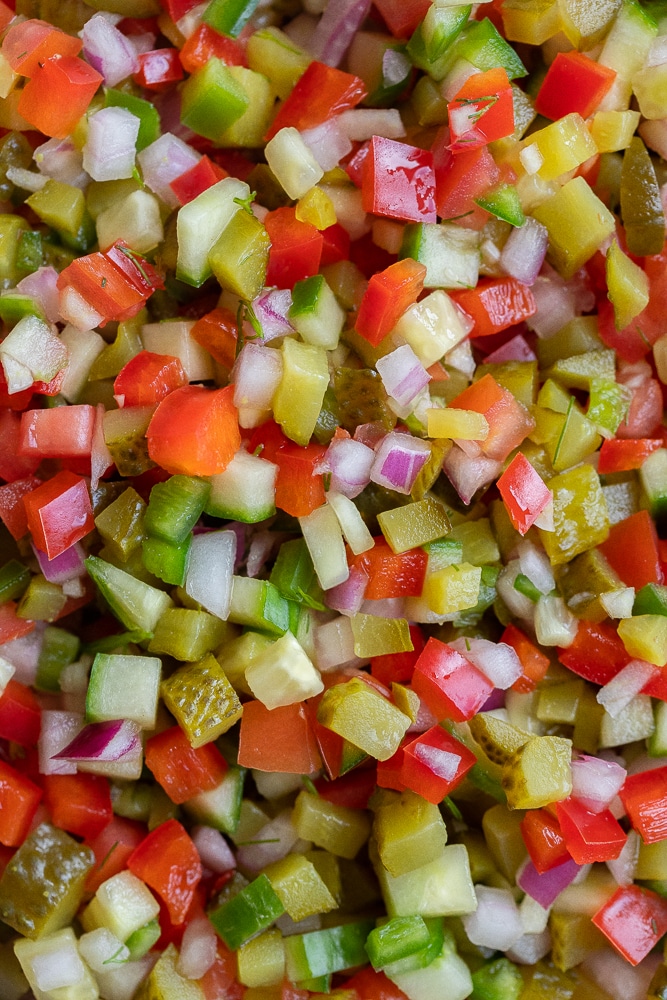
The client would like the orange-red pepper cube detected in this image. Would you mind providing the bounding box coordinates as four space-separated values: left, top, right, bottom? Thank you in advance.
18 56 102 139
23 470 94 560
0 760 42 847
619 765 667 845
238 700 322 774
592 885 667 966
520 808 571 874
411 637 494 723
447 67 514 150
535 51 616 122
555 797 627 865
145 725 229 804
127 818 202 926
2 18 83 77
401 725 476 804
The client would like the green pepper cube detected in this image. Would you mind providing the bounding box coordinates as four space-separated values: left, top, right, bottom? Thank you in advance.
209 206 270 302
475 184 525 226
634 584 667 617
161 653 242 746
0 823 94 940
365 915 431 971
203 0 260 37
105 88 161 151
284 920 375 981
270 537 323 607
145 475 210 546
209 874 285 951
181 58 249 141
228 576 292 635
450 17 527 78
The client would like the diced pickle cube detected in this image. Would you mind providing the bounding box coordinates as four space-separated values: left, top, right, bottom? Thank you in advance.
317 677 411 761
263 853 337 921
373 790 448 877
161 653 243 747
501 735 573 810
293 790 371 859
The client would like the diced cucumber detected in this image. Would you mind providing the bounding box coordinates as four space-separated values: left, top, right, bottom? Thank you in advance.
142 534 191 587
206 450 277 523
176 177 250 287
184 765 246 834
374 844 476 918
86 653 161 729
289 275 345 350
649 701 667 757
399 223 480 289
640 448 667 531
144 475 210 545
388 934 473 1000
85 556 173 634
228 577 292 635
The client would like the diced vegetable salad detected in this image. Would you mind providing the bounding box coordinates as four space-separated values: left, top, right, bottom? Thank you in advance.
4 0 667 996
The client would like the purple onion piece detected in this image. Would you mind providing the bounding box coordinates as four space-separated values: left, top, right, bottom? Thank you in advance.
309 0 371 66
517 857 581 909
53 719 140 761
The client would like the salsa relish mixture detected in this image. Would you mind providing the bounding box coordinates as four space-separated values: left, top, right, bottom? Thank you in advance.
2 0 667 997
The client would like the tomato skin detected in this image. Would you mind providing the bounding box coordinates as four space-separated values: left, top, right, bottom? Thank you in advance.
451 278 536 338
127 819 202 926
535 51 616 121
362 136 437 224
169 156 227 206
23 469 94 560
265 61 366 140
18 55 102 139
497 451 552 535
599 509 663 591
0 760 42 848
503 624 550 693
597 437 663 473
0 411 41 482
0 679 41 746
343 965 410 999
146 384 240 477
191 307 239 368
145 725 228 804
114 351 188 408
353 540 428 600
411 637 494 723
58 243 164 324
2 18 82 77
433 135 499 226
0 602 35 644
19 405 96 459
373 0 431 38
619 766 667 845
520 809 571 874
371 624 425 685
237 700 322 773
0 475 41 539
401 725 477 803
355 258 427 347
557 620 630 687
555 797 627 865
43 773 113 841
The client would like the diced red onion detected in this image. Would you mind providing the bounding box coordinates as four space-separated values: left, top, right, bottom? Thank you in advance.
82 13 139 87
449 637 522 690
518 540 555 595
527 269 594 339
376 345 431 409
83 107 140 182
236 809 299 871
570 753 627 813
326 564 368 616
462 886 524 952
137 133 201 209
38 710 83 776
500 218 549 286
484 333 537 364
252 289 294 341
481 688 506 711
370 432 431 494
16 267 61 324
314 616 358 671
517 857 581 909
301 119 352 172
184 530 236 621
337 108 406 142
191 825 236 874
443 444 502 505
354 421 387 449
177 915 218 980
232 343 283 412
33 138 87 188
53 719 141 761
322 436 374 498
0 624 46 685
583 947 662 1000
246 531 276 579
33 542 86 584
127 31 157 56
606 829 639 886
597 659 659 719
507 928 552 966
309 0 371 66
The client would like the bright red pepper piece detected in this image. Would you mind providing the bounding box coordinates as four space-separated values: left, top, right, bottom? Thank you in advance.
85 814 146 895
0 476 41 539
169 155 227 206
238 700 322 774
373 0 431 39
362 136 437 224
264 208 324 289
320 222 350 267
497 452 552 536
314 765 377 810
597 437 663 473
592 885 667 966
535 51 616 121
19 405 96 460
18 56 102 139
557 620 630 687
145 725 229 804
128 818 202 926
520 808 571 874
57 243 164 324
447 67 514 150
355 258 427 347
343 964 410 999
0 759 42 847
371 624 425 685
411 637 494 723
555 797 627 864
274 442 326 518
401 725 477 803
0 412 40 483
179 22 247 74
352 540 428 601
619 765 667 844
598 509 664 591
43 772 113 840
0 602 35 644
265 61 366 141
114 351 188 408
451 278 536 338
158 0 200 22
23 469 95 560
433 136 500 226
146 384 240 477
134 47 184 90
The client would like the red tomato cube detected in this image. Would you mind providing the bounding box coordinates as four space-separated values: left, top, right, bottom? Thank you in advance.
23 470 94 559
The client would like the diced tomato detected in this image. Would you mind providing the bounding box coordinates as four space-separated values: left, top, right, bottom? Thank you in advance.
0 759 41 846
0 679 41 746
19 405 96 460
43 773 113 840
0 375 34 411
128 819 202 925
352 540 427 600
401 726 476 803
597 437 663 473
320 222 351 267
0 476 41 539
0 602 35 644
23 470 95 560
18 56 102 139
343 965 410 999
372 0 431 38
451 279 536 338
497 452 552 536
597 250 667 362
535 51 616 121
85 814 146 895
191 307 239 369
411 637 494 723
376 743 408 792
169 156 227 206
503 624 550 693
520 808 571 874
200 942 244 1000
619 766 667 845
179 23 247 74
264 208 324 289
362 136 437 224
246 419 289 462
355 258 427 346
2 18 82 77
274 442 326 518
145 725 229 804
0 411 41 482
314 764 377 809
371 624 425 685
146 384 240 477
433 134 499 226
238 700 322 774
598 509 663 591
555 797 626 864
57 243 164 324
345 140 370 188
448 373 535 461
615 374 663 440
158 0 199 21
114 352 188 407
592 885 667 966
134 47 184 90
448 68 514 150
265 61 366 140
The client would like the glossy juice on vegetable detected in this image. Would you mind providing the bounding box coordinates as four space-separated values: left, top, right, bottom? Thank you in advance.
0 0 667 998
